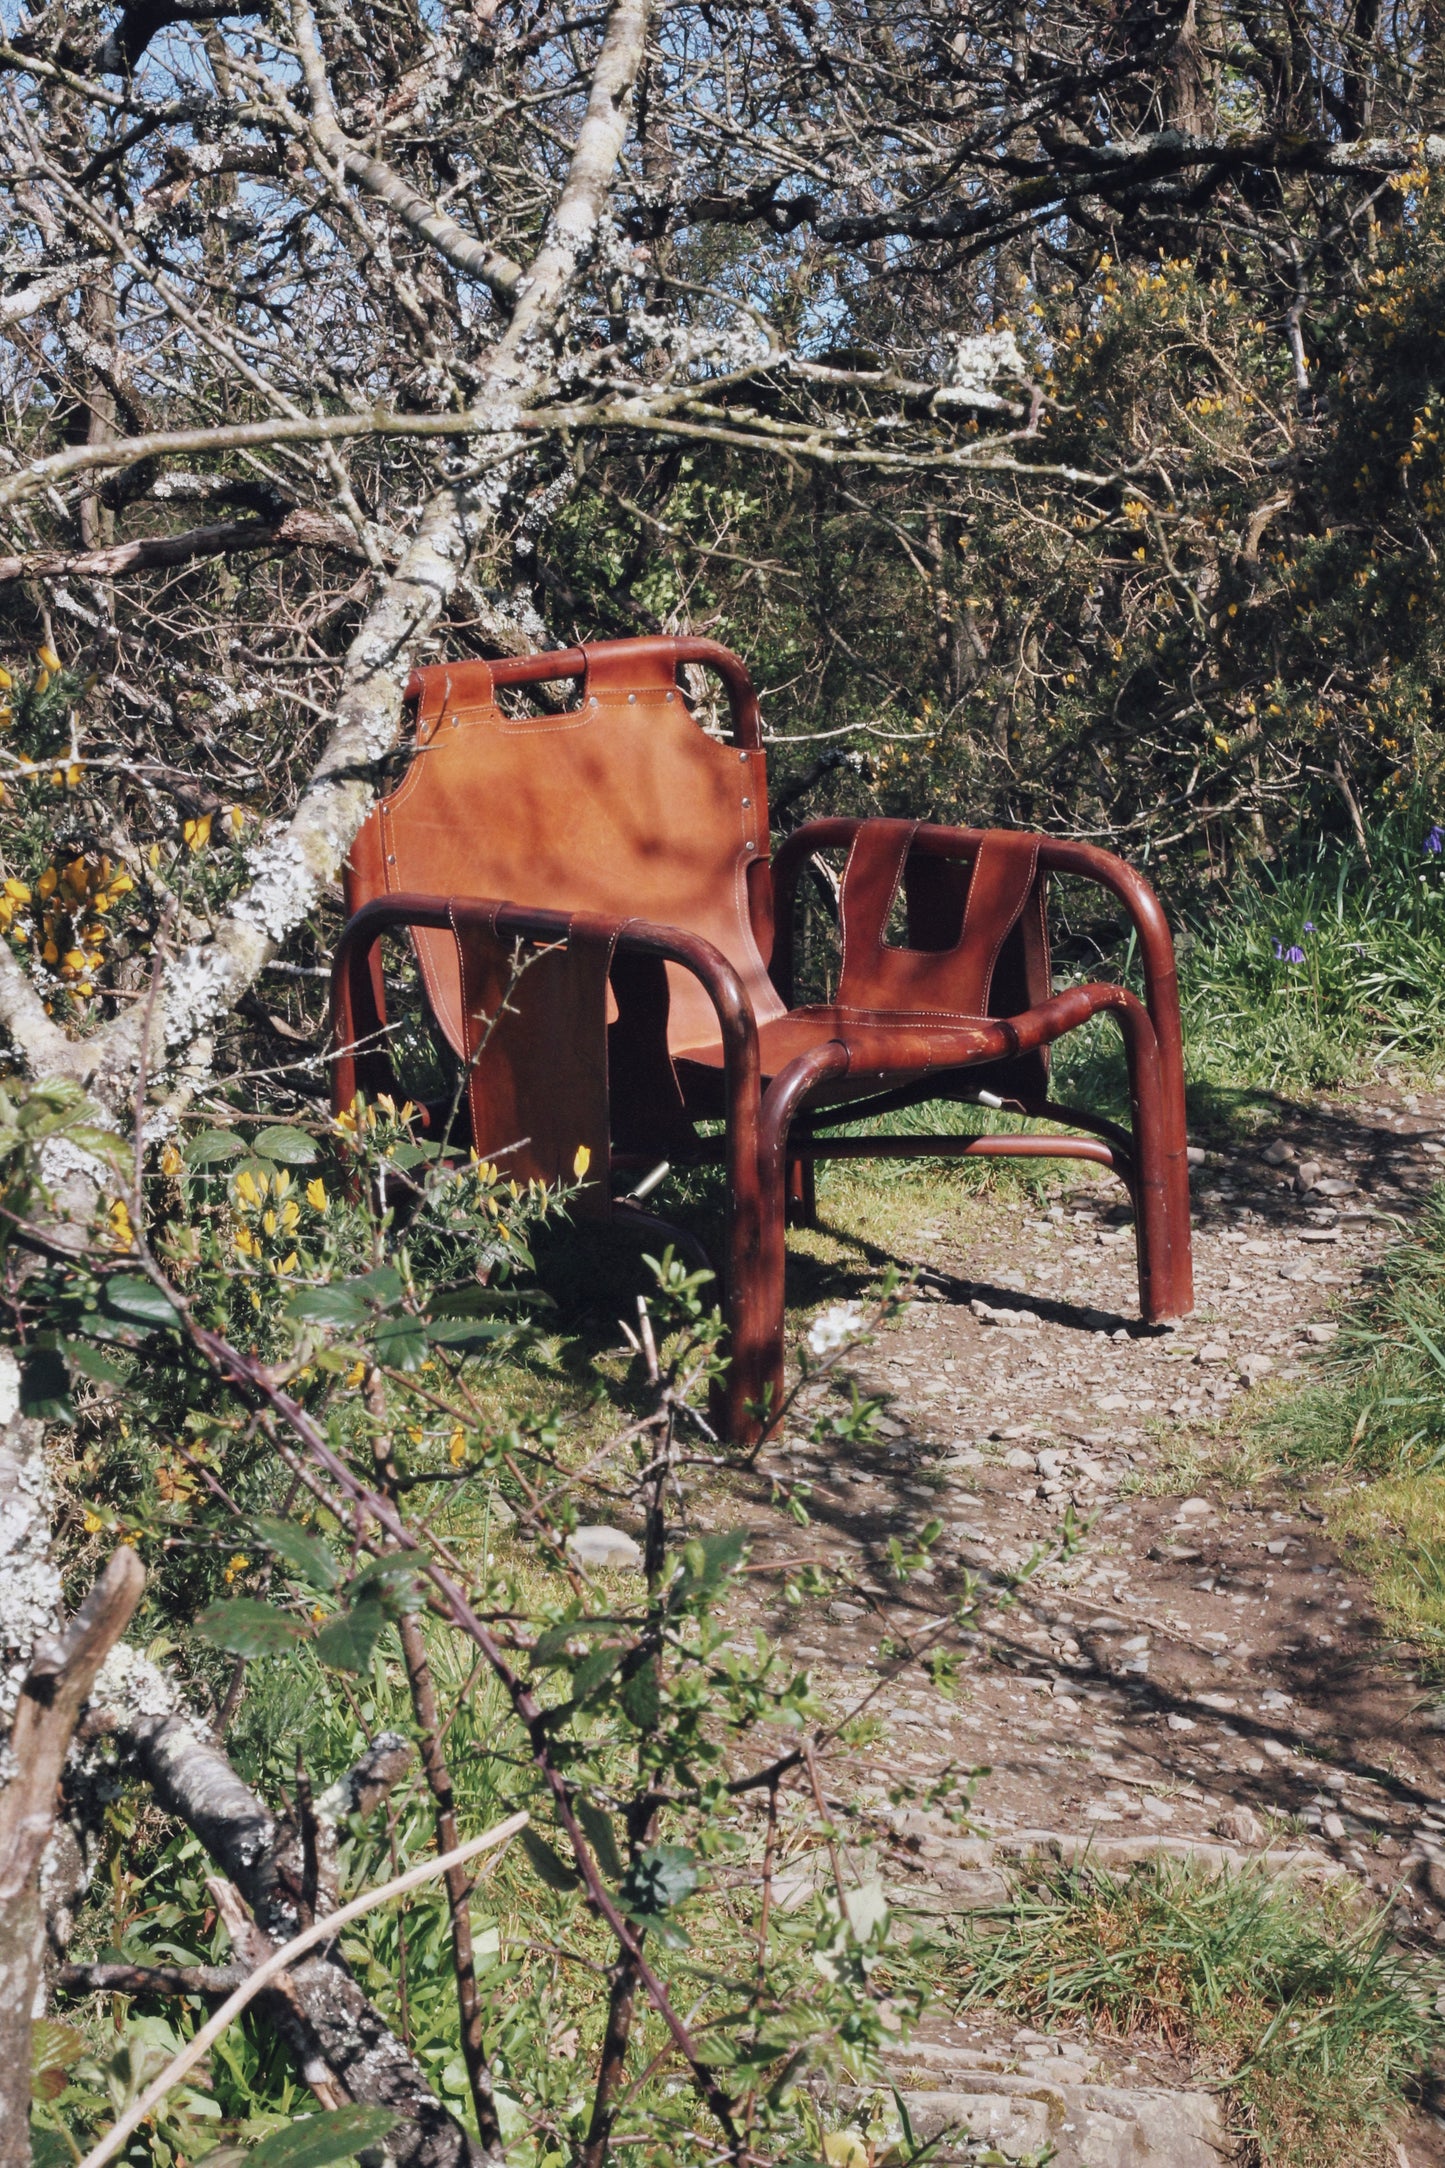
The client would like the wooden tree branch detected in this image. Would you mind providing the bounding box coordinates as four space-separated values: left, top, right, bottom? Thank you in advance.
0 507 376 586
0 1549 144 2155
0 1548 145 1906
59 1958 246 1996
288 0 524 303
95 1688 500 2168
75 1814 530 2168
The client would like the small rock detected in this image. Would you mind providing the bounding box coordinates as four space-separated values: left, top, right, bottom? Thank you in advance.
1427 1862 1445 1909
828 1600 866 1622
1241 1755 1266 1775
1095 1393 1131 1411
1297 1227 1341 1244
567 1525 643 1570
1279 1262 1315 1281
1261 1140 1296 1166
1265 1537 1290 1555
1314 1177 1355 1197
1140 1794 1174 1822
1195 1343 1229 1365
971 1298 1039 1329
1302 1322 1339 1344
1177 1496 1214 1518
1120 1635 1151 1653
1420 1706 1445 1733
1294 1160 1323 1192
1322 1812 1347 1841
1237 1353 1274 1384
1216 1804 1265 1844
1186 1144 1206 1165
1261 1737 1292 1761
1004 1447 1035 1469
1166 1712 1197 1732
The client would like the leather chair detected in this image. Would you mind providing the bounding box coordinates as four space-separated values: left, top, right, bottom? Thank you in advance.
332 636 1193 1443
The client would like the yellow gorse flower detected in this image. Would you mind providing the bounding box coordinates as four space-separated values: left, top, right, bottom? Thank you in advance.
183 812 213 853
30 852 135 996
306 1177 326 1210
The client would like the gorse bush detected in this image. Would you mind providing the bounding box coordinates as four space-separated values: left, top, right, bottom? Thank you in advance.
5 1070 1041 2168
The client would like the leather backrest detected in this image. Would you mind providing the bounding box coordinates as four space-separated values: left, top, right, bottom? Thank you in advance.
836 820 1045 1017
346 638 785 1059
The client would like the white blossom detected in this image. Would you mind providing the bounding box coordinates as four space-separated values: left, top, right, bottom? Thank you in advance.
806 1301 866 1359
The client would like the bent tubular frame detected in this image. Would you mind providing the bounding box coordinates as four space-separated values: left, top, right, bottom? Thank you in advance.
332 892 771 1442
770 818 1193 1326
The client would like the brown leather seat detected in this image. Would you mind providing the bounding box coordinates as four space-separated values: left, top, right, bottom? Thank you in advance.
333 636 1193 1443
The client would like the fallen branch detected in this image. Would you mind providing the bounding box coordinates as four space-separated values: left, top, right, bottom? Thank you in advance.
75 1811 530 2168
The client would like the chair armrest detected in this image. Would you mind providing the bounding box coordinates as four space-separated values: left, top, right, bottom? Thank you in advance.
331 891 762 1124
769 817 1183 1092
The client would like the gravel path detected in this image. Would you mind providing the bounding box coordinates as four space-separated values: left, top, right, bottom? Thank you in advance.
701 1084 1445 2164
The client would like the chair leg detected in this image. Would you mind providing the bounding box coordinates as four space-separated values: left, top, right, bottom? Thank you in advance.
1114 1002 1189 1324
785 1151 817 1228
731 1046 852 1448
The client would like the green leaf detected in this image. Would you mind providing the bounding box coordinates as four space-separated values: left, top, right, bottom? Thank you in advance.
249 2105 398 2168
576 1799 623 1881
31 2019 84 2099
425 1317 507 1350
252 1516 339 1592
103 1275 181 1331
20 1348 72 1423
671 1527 749 1601
618 1842 698 1944
63 1339 126 1384
350 1555 423 1609
372 1315 427 1371
252 1125 319 1166
387 1140 435 1170
29 2126 74 2168
427 1285 514 1319
353 1265 405 1305
619 1658 660 1731
519 1826 580 1892
565 1644 623 1706
313 1599 388 1673
196 1599 306 1658
287 1284 370 1329
185 1130 244 1168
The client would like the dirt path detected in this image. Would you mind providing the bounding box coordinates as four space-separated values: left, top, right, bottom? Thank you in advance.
700 1084 1445 2165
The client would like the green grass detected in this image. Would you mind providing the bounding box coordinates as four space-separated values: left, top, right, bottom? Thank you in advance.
1175 802 1445 1102
1272 1190 1445 1477
946 1858 1441 2167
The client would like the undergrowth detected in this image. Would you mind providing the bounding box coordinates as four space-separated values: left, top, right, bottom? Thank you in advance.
946 1859 1442 2167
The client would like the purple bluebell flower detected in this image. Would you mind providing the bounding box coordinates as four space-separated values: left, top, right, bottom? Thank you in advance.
1273 939 1306 963
1302 921 1316 933
1426 824 1445 855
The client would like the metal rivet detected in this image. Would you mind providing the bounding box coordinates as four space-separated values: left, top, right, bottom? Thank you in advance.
386 854 396 865
665 690 675 701
742 797 751 807
628 692 637 702
738 750 748 762
745 840 755 852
